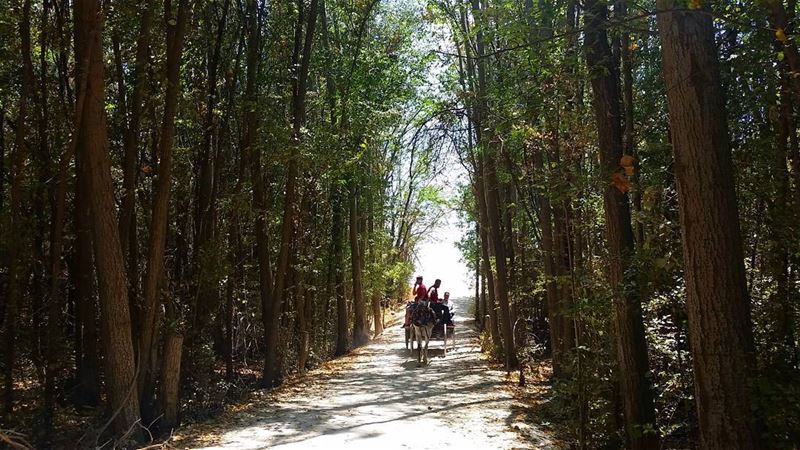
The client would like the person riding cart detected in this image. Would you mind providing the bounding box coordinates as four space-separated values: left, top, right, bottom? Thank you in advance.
428 280 454 327
441 292 455 325
402 276 427 328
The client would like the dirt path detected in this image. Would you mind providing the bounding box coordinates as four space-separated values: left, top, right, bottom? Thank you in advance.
174 297 554 449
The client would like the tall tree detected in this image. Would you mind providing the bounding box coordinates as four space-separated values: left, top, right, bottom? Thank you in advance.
193 0 232 335
657 2 761 447
3 0 33 420
118 0 155 291
138 0 191 419
73 152 101 407
332 187 349 355
264 0 320 384
350 182 369 346
583 0 658 446
73 0 141 437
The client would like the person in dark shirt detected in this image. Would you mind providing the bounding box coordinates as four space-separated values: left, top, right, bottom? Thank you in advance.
442 292 455 326
428 280 454 326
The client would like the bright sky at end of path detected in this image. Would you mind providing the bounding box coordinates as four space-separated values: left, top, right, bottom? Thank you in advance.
411 146 472 299
414 216 472 298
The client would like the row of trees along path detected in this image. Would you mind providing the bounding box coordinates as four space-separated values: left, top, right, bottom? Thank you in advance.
1 0 800 448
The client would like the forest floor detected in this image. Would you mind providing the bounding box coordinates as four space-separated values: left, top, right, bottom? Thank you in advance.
172 296 556 449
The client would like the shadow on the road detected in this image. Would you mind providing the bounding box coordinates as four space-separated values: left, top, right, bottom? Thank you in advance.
257 397 511 448
400 360 421 370
181 298 552 449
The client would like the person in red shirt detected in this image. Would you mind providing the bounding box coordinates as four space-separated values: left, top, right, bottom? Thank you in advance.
402 276 427 328
414 276 427 301
427 279 442 303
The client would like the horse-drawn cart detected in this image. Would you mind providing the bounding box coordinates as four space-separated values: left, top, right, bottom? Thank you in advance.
404 301 456 364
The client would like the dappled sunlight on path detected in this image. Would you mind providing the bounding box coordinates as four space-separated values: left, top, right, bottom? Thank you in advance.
175 297 554 449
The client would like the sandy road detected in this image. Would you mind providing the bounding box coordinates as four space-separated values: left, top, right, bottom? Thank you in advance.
175 297 554 449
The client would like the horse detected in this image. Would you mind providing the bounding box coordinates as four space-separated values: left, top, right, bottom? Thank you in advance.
409 301 437 366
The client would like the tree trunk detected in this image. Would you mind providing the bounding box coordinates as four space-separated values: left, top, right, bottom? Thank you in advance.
532 148 569 376
225 214 237 380
43 0 87 423
464 2 502 352
74 150 100 407
265 0 319 385
473 161 502 351
2 0 33 420
765 0 799 364
479 274 489 326
551 142 576 375
159 333 183 432
0 111 5 213
369 195 384 337
469 0 516 368
371 290 383 337
584 0 658 446
350 183 369 347
618 0 644 245
194 0 231 337
195 0 230 249
295 189 313 372
296 270 311 373
118 0 154 313
500 169 518 333
138 0 190 420
332 187 349 355
656 3 761 447
238 0 275 387
262 78 291 383
771 72 796 363
37 3 58 432
483 146 519 368
30 0 53 389
475 222 481 327
73 0 141 437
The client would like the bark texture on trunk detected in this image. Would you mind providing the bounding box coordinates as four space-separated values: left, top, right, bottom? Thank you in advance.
159 333 183 432
350 183 370 347
73 0 141 436
656 3 761 447
238 0 275 387
474 159 503 351
483 147 519 368
584 0 658 446
332 187 349 355
118 0 154 275
764 0 799 364
194 0 232 336
265 0 319 384
138 0 190 419
467 0 503 354
3 0 33 420
532 148 570 376
371 291 383 337
74 150 100 407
